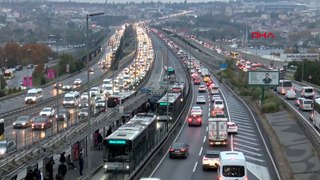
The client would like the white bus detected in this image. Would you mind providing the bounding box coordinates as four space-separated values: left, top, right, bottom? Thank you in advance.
310 102 320 129
25 88 43 104
217 151 248 180
4 68 15 79
277 80 293 95
63 91 80 107
102 113 156 171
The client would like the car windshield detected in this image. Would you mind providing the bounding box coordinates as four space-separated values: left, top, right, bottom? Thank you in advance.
43 108 51 112
304 101 313 104
34 117 47 122
282 81 292 87
215 101 223 105
205 153 219 158
193 107 201 110
64 97 74 101
172 143 186 149
26 93 36 96
305 89 313 93
58 110 67 114
17 116 29 121
215 114 226 118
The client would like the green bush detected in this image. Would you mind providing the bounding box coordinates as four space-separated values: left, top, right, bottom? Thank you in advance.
261 101 279 113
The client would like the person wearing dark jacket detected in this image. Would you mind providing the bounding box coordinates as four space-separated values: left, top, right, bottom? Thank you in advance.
79 153 84 175
59 152 66 163
58 162 67 177
24 169 34 180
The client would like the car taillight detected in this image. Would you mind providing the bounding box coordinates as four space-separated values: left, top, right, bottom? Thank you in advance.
169 148 174 152
244 176 248 180
180 148 186 152
203 157 208 160
197 118 201 122
188 118 192 122
217 176 222 180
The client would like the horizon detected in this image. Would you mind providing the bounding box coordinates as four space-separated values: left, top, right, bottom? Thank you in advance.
46 0 230 3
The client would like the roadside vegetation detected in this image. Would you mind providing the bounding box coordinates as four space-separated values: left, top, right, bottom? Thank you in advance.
287 60 320 85
217 58 285 113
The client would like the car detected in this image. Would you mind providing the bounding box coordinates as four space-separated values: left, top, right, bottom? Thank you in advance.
285 90 296 100
191 106 203 116
39 107 55 117
27 64 34 69
193 78 201 85
13 115 33 129
295 97 305 106
202 150 220 170
196 95 206 104
211 95 221 102
313 95 320 104
0 140 16 156
300 86 314 99
15 65 23 71
169 142 189 159
227 122 238 134
55 108 71 121
198 85 206 92
187 115 202 126
31 116 52 130
62 85 72 91
78 108 89 118
213 99 224 110
211 109 225 118
81 92 89 100
79 99 89 108
73 78 82 88
53 82 62 89
298 98 313 111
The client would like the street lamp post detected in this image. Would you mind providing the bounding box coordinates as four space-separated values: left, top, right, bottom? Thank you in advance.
26 49 31 89
86 12 104 178
56 38 60 133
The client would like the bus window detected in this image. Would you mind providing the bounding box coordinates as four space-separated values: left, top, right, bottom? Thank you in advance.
222 165 245 177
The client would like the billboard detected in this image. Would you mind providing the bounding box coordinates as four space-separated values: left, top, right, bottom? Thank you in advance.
280 53 319 62
248 71 280 86
23 77 33 87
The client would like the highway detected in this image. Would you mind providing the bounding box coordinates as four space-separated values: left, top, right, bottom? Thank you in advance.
150 32 278 180
5 66 34 88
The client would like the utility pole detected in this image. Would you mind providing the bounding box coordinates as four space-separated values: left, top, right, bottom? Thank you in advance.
166 47 169 132
26 49 31 89
56 37 60 133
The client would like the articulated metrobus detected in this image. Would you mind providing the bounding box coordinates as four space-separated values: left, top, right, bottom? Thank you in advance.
102 113 156 171
310 102 320 129
156 92 183 121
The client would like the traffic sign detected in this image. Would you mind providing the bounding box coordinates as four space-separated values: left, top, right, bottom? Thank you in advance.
220 63 228 70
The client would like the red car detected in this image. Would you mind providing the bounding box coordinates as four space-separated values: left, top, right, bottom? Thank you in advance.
188 115 202 126
194 78 201 85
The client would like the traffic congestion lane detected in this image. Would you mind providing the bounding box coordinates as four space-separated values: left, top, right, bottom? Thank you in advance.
0 50 108 114
152 77 230 180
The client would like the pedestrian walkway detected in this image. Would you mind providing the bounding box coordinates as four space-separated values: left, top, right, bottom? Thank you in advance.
52 149 103 180
265 111 320 180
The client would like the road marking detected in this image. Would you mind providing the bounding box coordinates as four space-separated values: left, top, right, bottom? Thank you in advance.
245 155 265 163
237 123 254 129
230 113 248 118
208 112 210 117
206 126 208 132
234 147 263 156
234 142 261 151
234 138 259 146
238 127 255 133
192 162 198 172
203 135 206 143
238 131 257 137
236 134 258 141
208 107 210 112
199 147 203 156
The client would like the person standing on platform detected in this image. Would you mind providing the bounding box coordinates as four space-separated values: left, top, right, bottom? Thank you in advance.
79 153 84 176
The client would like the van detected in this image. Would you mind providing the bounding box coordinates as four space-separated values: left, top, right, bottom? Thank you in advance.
277 80 293 95
217 151 247 180
89 87 101 97
102 79 112 88
300 86 314 99
25 88 43 104
298 98 313 111
63 91 80 107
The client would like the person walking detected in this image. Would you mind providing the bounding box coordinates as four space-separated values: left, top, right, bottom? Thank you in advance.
79 153 84 176
58 162 67 177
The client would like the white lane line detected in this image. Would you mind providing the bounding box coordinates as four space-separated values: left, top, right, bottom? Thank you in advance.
192 162 198 172
239 127 255 133
203 136 206 143
234 142 261 151
208 112 210 117
234 138 259 146
208 107 210 112
245 155 265 163
239 131 257 137
234 147 263 156
206 126 208 132
234 120 252 126
199 147 203 156
236 134 257 141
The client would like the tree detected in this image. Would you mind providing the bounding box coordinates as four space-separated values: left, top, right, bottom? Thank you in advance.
58 54 84 75
32 63 46 85
0 76 6 90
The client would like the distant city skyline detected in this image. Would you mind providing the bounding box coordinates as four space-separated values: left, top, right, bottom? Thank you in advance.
47 0 231 3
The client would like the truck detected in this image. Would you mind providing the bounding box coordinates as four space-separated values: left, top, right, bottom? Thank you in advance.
208 117 228 146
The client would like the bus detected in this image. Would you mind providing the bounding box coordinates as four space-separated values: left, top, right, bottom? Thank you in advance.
167 67 176 84
102 113 156 171
310 102 320 129
156 92 183 121
277 80 293 95
4 68 15 79
0 119 4 141
218 151 248 180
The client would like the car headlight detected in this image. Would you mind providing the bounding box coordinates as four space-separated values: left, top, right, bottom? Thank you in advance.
0 149 6 155
103 164 108 169
13 122 16 125
126 165 129 169
22 122 26 125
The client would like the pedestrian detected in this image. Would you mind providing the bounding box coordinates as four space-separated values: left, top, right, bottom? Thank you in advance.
97 133 103 150
46 159 54 180
55 173 64 180
106 127 112 137
79 153 84 176
34 168 42 180
58 162 67 177
66 154 76 169
24 169 34 180
59 152 66 163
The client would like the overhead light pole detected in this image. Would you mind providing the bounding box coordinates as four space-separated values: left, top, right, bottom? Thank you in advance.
26 49 31 89
86 12 104 179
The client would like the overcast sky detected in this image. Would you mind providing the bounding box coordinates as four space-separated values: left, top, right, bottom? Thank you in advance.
48 0 230 3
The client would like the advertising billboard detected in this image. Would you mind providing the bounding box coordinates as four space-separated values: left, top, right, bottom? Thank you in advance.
280 53 319 62
248 71 280 86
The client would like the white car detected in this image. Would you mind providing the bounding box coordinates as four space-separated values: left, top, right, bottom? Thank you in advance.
196 96 206 104
198 85 207 92
62 85 72 91
191 106 203 116
73 78 82 88
227 122 238 134
202 150 220 170
81 92 89 100
213 100 224 110
285 90 296 100
211 95 221 102
39 107 55 117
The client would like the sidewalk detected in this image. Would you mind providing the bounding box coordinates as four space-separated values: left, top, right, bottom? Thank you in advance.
52 149 103 180
265 111 320 180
